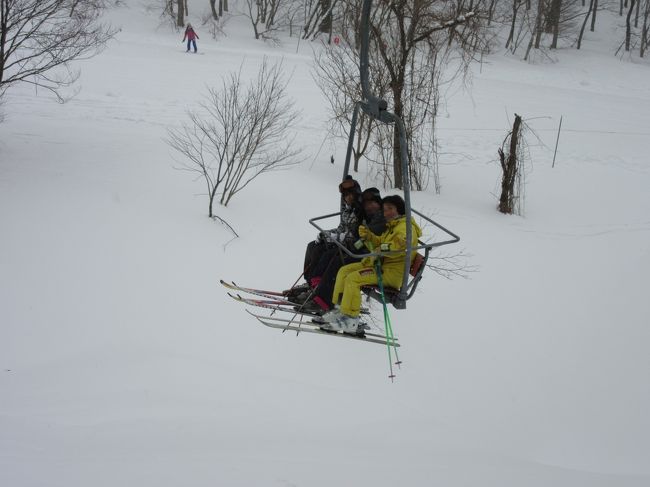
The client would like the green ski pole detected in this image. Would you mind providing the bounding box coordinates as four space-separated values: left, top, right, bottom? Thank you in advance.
367 240 400 380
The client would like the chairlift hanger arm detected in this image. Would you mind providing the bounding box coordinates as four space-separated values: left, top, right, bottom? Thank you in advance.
334 0 460 308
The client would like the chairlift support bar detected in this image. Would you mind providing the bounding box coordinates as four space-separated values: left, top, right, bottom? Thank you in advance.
309 211 460 260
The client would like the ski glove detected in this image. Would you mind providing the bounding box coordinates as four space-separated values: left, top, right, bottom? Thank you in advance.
359 225 380 247
358 225 369 240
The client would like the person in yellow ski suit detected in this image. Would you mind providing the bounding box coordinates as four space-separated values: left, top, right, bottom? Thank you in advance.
323 195 422 332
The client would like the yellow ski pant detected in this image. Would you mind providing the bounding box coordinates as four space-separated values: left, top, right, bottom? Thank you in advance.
331 261 403 317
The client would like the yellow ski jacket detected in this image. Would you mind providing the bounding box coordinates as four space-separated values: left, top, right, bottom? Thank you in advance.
361 215 422 269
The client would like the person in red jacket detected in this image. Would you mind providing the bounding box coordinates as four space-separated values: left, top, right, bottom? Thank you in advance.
182 23 199 53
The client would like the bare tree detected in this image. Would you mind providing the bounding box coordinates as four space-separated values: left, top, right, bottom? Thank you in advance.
524 0 544 59
312 0 490 191
613 0 650 56
642 0 650 56
577 0 595 48
369 0 487 189
0 0 116 102
547 0 563 48
244 0 289 40
312 40 390 172
625 0 637 50
210 0 228 17
204 8 230 40
405 50 445 191
505 0 525 49
427 249 478 279
164 0 174 20
166 59 302 217
209 0 219 18
590 0 598 31
497 113 527 215
303 0 339 39
502 0 590 56
176 0 184 26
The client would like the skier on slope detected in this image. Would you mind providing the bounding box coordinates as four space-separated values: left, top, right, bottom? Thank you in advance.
182 23 199 53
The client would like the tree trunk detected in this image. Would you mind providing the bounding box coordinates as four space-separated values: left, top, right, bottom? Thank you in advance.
577 0 594 49
498 114 522 214
549 0 562 48
534 13 544 48
531 0 544 50
177 0 185 27
351 112 373 173
210 0 219 19
488 0 498 25
506 0 521 49
319 0 332 33
327 9 333 43
642 0 650 56
591 0 598 30
626 0 636 50
525 5 542 61
0 11 5 84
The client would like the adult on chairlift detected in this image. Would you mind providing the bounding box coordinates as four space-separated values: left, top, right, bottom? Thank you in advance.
300 187 386 314
285 176 362 302
321 195 422 333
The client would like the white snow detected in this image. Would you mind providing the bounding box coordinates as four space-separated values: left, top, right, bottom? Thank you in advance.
1 2 649 486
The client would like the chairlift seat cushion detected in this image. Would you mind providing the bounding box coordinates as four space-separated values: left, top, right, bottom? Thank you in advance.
410 252 424 277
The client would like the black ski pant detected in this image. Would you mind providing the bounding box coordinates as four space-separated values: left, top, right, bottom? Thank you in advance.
312 248 360 309
304 240 332 283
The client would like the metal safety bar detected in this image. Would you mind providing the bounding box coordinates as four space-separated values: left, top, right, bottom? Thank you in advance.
309 211 459 260
309 211 459 308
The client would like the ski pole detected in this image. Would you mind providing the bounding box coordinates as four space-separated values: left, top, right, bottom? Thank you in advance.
366 240 400 380
375 259 400 377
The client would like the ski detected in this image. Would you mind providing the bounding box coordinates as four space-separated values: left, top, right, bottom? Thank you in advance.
226 293 313 314
220 279 303 301
246 310 399 347
245 310 398 342
227 292 335 320
227 293 299 307
227 292 370 318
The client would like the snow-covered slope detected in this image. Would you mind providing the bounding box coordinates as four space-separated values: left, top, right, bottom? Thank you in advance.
1 2 648 486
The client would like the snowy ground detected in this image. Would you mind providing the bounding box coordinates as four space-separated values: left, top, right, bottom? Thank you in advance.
1 2 649 486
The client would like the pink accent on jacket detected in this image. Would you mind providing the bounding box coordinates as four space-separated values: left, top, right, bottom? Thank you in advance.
183 29 198 41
